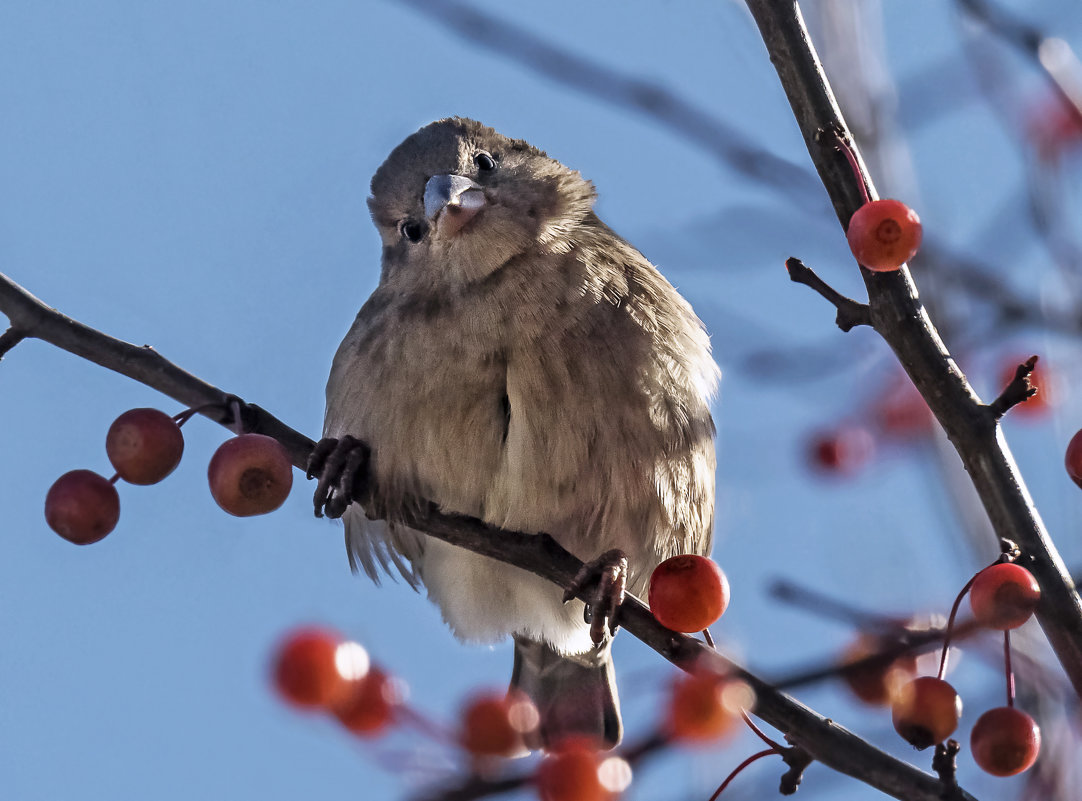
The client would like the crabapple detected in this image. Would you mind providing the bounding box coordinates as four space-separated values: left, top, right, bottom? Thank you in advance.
459 690 539 757
44 469 120 545
1064 428 1082 489
667 670 752 742
970 706 1040 777
891 676 961 749
847 199 922 272
272 627 345 709
208 433 293 516
969 563 1040 630
841 635 918 707
332 666 400 736
105 407 184 484
648 555 730 633
535 738 630 801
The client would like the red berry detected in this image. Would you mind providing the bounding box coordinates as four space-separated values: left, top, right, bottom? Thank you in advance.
1065 429 1082 489
460 690 538 757
969 563 1040 630
648 555 730 633
332 666 401 736
208 433 293 516
106 407 185 484
970 706 1040 777
44 469 121 545
808 426 874 475
847 199 922 272
667 670 752 742
535 738 630 801
271 627 346 709
841 635 918 707
891 677 962 749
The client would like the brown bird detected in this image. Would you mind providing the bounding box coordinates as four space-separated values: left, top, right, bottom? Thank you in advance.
310 118 717 749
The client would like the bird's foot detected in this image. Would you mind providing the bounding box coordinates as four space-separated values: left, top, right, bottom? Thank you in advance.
307 435 370 519
563 549 628 645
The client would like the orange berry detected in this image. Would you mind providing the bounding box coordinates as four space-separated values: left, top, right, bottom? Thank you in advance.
271 627 346 709
535 738 630 801
648 555 730 633
332 666 400 736
970 706 1040 777
460 690 538 757
847 199 922 272
667 670 752 742
840 635 918 707
891 677 961 749
969 563 1040 630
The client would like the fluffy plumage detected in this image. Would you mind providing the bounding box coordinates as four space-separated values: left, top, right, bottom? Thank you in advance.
322 118 718 747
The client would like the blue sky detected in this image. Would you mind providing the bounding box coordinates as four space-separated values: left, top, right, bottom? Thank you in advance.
2 2 1081 799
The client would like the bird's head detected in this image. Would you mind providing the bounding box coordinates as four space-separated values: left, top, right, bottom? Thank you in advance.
368 118 596 287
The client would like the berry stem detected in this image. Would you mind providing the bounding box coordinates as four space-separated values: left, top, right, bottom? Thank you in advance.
741 711 784 750
1004 630 1015 708
937 572 980 680
707 748 778 801
833 132 870 207
702 628 716 649
108 472 120 485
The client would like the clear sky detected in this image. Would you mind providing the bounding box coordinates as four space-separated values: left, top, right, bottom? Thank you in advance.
2 2 1080 800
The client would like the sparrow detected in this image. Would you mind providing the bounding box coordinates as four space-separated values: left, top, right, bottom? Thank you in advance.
310 118 718 749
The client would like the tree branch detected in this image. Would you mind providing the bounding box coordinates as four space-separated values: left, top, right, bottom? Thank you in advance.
0 270 976 801
745 0 1082 703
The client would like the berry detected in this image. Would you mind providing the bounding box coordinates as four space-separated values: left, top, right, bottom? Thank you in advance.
271 627 346 709
846 199 922 272
535 738 631 801
808 426 874 475
648 555 730 633
332 666 400 736
208 433 293 516
841 635 918 707
891 676 961 749
970 706 1040 777
44 469 121 545
460 690 539 757
106 407 185 485
667 670 752 742
1064 429 1082 489
969 563 1040 630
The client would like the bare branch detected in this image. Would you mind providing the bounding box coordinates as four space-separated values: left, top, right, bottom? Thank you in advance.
745 0 1082 703
988 355 1040 418
0 273 315 470
785 257 872 330
0 270 975 801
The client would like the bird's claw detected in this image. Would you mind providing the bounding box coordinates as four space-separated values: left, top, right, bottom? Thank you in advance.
563 549 628 645
307 435 370 519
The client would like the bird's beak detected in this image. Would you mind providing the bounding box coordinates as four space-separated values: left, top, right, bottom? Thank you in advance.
424 174 486 237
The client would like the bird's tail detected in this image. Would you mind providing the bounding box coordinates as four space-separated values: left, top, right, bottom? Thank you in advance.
510 635 622 750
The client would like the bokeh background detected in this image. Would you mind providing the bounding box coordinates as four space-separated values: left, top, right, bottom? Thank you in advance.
2 1 1081 799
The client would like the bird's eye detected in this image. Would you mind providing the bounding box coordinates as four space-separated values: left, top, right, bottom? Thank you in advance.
474 152 497 172
398 220 425 243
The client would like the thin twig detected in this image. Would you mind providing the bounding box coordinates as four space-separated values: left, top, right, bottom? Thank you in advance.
785 257 872 330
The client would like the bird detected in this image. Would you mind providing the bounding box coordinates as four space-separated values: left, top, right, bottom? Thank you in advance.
309 117 718 750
